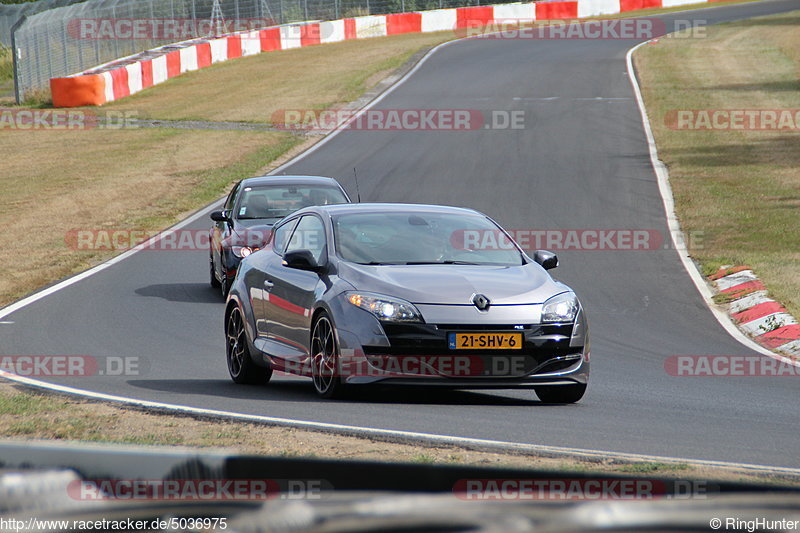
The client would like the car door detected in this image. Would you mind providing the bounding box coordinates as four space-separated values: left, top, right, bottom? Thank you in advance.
212 182 240 278
263 214 327 360
251 215 300 339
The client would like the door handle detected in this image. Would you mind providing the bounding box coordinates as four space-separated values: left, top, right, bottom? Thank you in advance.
264 280 274 290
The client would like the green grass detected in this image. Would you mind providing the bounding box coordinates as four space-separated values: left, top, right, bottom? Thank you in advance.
0 391 67 415
634 10 800 319
128 132 300 232
617 462 692 474
0 45 13 88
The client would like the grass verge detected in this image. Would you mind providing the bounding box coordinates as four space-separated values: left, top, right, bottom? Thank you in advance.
634 10 800 319
0 31 457 307
2 379 797 485
0 45 13 98
0 45 11 82
1 1 795 472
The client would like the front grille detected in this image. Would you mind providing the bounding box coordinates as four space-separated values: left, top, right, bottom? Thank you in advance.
362 322 581 377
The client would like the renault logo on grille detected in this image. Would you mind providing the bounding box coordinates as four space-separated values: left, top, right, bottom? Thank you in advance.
472 293 491 311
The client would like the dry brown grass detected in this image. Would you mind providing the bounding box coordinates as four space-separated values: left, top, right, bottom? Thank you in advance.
635 10 800 318
0 128 297 306
103 32 455 123
0 31 456 308
2 380 797 484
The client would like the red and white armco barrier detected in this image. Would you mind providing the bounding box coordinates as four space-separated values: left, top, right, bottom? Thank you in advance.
710 266 800 357
51 0 733 107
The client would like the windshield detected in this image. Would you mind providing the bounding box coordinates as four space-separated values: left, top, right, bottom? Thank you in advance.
236 185 348 220
333 211 524 266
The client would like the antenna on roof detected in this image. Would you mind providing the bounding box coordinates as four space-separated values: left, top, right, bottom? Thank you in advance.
353 168 362 203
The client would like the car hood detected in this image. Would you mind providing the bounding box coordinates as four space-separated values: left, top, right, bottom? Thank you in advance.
337 262 566 305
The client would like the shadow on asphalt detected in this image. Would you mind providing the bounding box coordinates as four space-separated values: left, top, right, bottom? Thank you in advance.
125 379 546 406
135 283 224 304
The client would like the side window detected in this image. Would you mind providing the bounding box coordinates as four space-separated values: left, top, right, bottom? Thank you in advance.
272 218 300 256
285 216 326 264
224 183 240 212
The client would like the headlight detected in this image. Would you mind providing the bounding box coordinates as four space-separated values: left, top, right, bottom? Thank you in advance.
346 292 423 323
232 246 254 258
542 292 578 323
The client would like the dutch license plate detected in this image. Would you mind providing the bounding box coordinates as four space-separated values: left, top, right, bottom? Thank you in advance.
448 332 523 350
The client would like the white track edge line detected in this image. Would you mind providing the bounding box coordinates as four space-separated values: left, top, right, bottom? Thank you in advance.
0 1 770 321
1 1 797 475
625 40 800 367
0 39 463 323
3 370 798 476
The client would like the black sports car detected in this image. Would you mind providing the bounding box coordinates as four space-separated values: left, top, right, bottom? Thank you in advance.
209 175 350 296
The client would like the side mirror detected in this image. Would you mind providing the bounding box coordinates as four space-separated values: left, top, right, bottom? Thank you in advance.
533 250 559 270
210 210 229 222
283 249 326 273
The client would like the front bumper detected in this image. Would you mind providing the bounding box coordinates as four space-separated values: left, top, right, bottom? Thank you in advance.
335 320 589 387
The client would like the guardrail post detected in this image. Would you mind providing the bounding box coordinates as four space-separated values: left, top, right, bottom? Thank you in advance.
11 15 25 105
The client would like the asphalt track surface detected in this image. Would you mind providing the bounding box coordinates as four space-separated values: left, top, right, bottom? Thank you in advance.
2 0 799 468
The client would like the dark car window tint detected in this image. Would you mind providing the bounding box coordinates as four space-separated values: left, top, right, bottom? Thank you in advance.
333 212 524 266
272 218 300 256
285 215 326 264
224 183 240 212
236 185 348 220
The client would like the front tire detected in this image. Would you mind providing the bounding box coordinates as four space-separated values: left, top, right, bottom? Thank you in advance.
210 255 221 288
311 314 347 399
535 383 586 404
220 271 230 298
226 307 271 384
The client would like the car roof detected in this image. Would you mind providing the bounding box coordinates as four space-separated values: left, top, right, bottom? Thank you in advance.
303 203 485 217
240 175 344 188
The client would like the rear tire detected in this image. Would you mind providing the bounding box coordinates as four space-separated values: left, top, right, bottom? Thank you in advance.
311 314 347 399
535 383 586 404
226 307 271 384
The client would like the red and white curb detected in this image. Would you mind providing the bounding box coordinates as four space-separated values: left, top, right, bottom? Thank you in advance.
51 0 737 107
710 266 800 358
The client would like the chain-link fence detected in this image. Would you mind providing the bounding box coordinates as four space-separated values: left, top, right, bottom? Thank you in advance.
11 0 508 102
1 0 88 45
